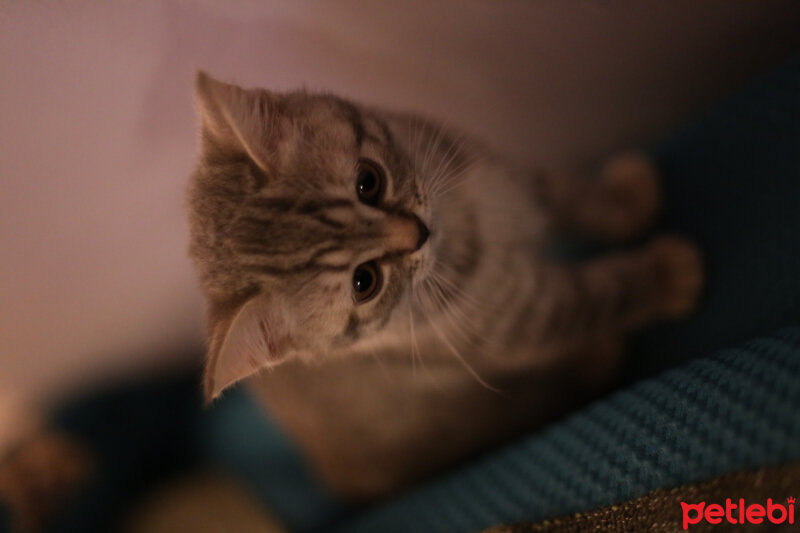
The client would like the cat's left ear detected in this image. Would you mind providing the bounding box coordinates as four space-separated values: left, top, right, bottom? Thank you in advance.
203 292 294 403
194 71 283 172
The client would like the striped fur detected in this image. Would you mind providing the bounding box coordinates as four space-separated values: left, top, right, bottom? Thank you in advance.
187 73 703 498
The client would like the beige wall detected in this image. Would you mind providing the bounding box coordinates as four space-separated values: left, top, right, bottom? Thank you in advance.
1 1 799 406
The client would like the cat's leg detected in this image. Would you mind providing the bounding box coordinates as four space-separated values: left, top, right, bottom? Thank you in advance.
536 152 660 241
536 235 703 346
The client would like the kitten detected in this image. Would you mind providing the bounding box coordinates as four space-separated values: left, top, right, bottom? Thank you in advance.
188 72 703 500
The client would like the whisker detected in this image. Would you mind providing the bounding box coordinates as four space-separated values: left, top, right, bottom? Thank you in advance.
420 122 449 193
408 299 418 377
408 116 422 182
431 157 478 197
409 289 443 390
427 130 468 191
414 283 500 392
430 263 480 307
368 345 395 384
426 275 483 339
428 136 473 196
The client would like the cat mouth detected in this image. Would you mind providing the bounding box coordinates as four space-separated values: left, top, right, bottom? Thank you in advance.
414 217 431 251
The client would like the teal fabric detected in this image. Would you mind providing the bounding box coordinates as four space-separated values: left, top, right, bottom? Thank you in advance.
198 390 349 531
338 328 800 533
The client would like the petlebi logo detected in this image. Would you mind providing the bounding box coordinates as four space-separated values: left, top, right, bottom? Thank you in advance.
681 497 796 529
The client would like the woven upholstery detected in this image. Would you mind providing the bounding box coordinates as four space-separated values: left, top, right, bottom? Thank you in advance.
482 461 800 533
338 328 800 533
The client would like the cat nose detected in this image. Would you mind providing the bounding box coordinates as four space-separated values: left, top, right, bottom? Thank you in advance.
383 214 430 254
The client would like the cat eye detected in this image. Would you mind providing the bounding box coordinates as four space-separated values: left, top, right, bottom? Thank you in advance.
355 158 385 206
352 261 382 303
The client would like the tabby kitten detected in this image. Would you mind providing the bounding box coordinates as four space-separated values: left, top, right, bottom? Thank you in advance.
188 72 703 499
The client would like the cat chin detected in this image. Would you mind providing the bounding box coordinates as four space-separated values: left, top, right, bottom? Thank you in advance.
409 254 434 286
340 322 413 357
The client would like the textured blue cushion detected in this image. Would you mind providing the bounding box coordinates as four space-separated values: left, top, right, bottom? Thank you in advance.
337 328 800 533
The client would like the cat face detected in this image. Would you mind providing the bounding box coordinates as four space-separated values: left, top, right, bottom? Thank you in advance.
188 73 475 400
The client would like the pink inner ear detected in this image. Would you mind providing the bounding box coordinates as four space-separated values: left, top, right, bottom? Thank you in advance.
195 72 283 173
205 295 290 402
258 317 279 358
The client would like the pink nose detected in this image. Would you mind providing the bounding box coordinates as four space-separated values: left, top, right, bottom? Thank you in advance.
384 214 430 254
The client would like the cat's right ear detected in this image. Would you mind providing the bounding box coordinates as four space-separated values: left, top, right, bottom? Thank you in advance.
194 71 283 172
203 292 294 404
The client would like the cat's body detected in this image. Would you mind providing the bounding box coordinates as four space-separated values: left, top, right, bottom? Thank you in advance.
188 72 702 499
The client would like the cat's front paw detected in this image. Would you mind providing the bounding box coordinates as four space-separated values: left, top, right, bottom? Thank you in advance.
645 235 704 318
599 152 661 240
